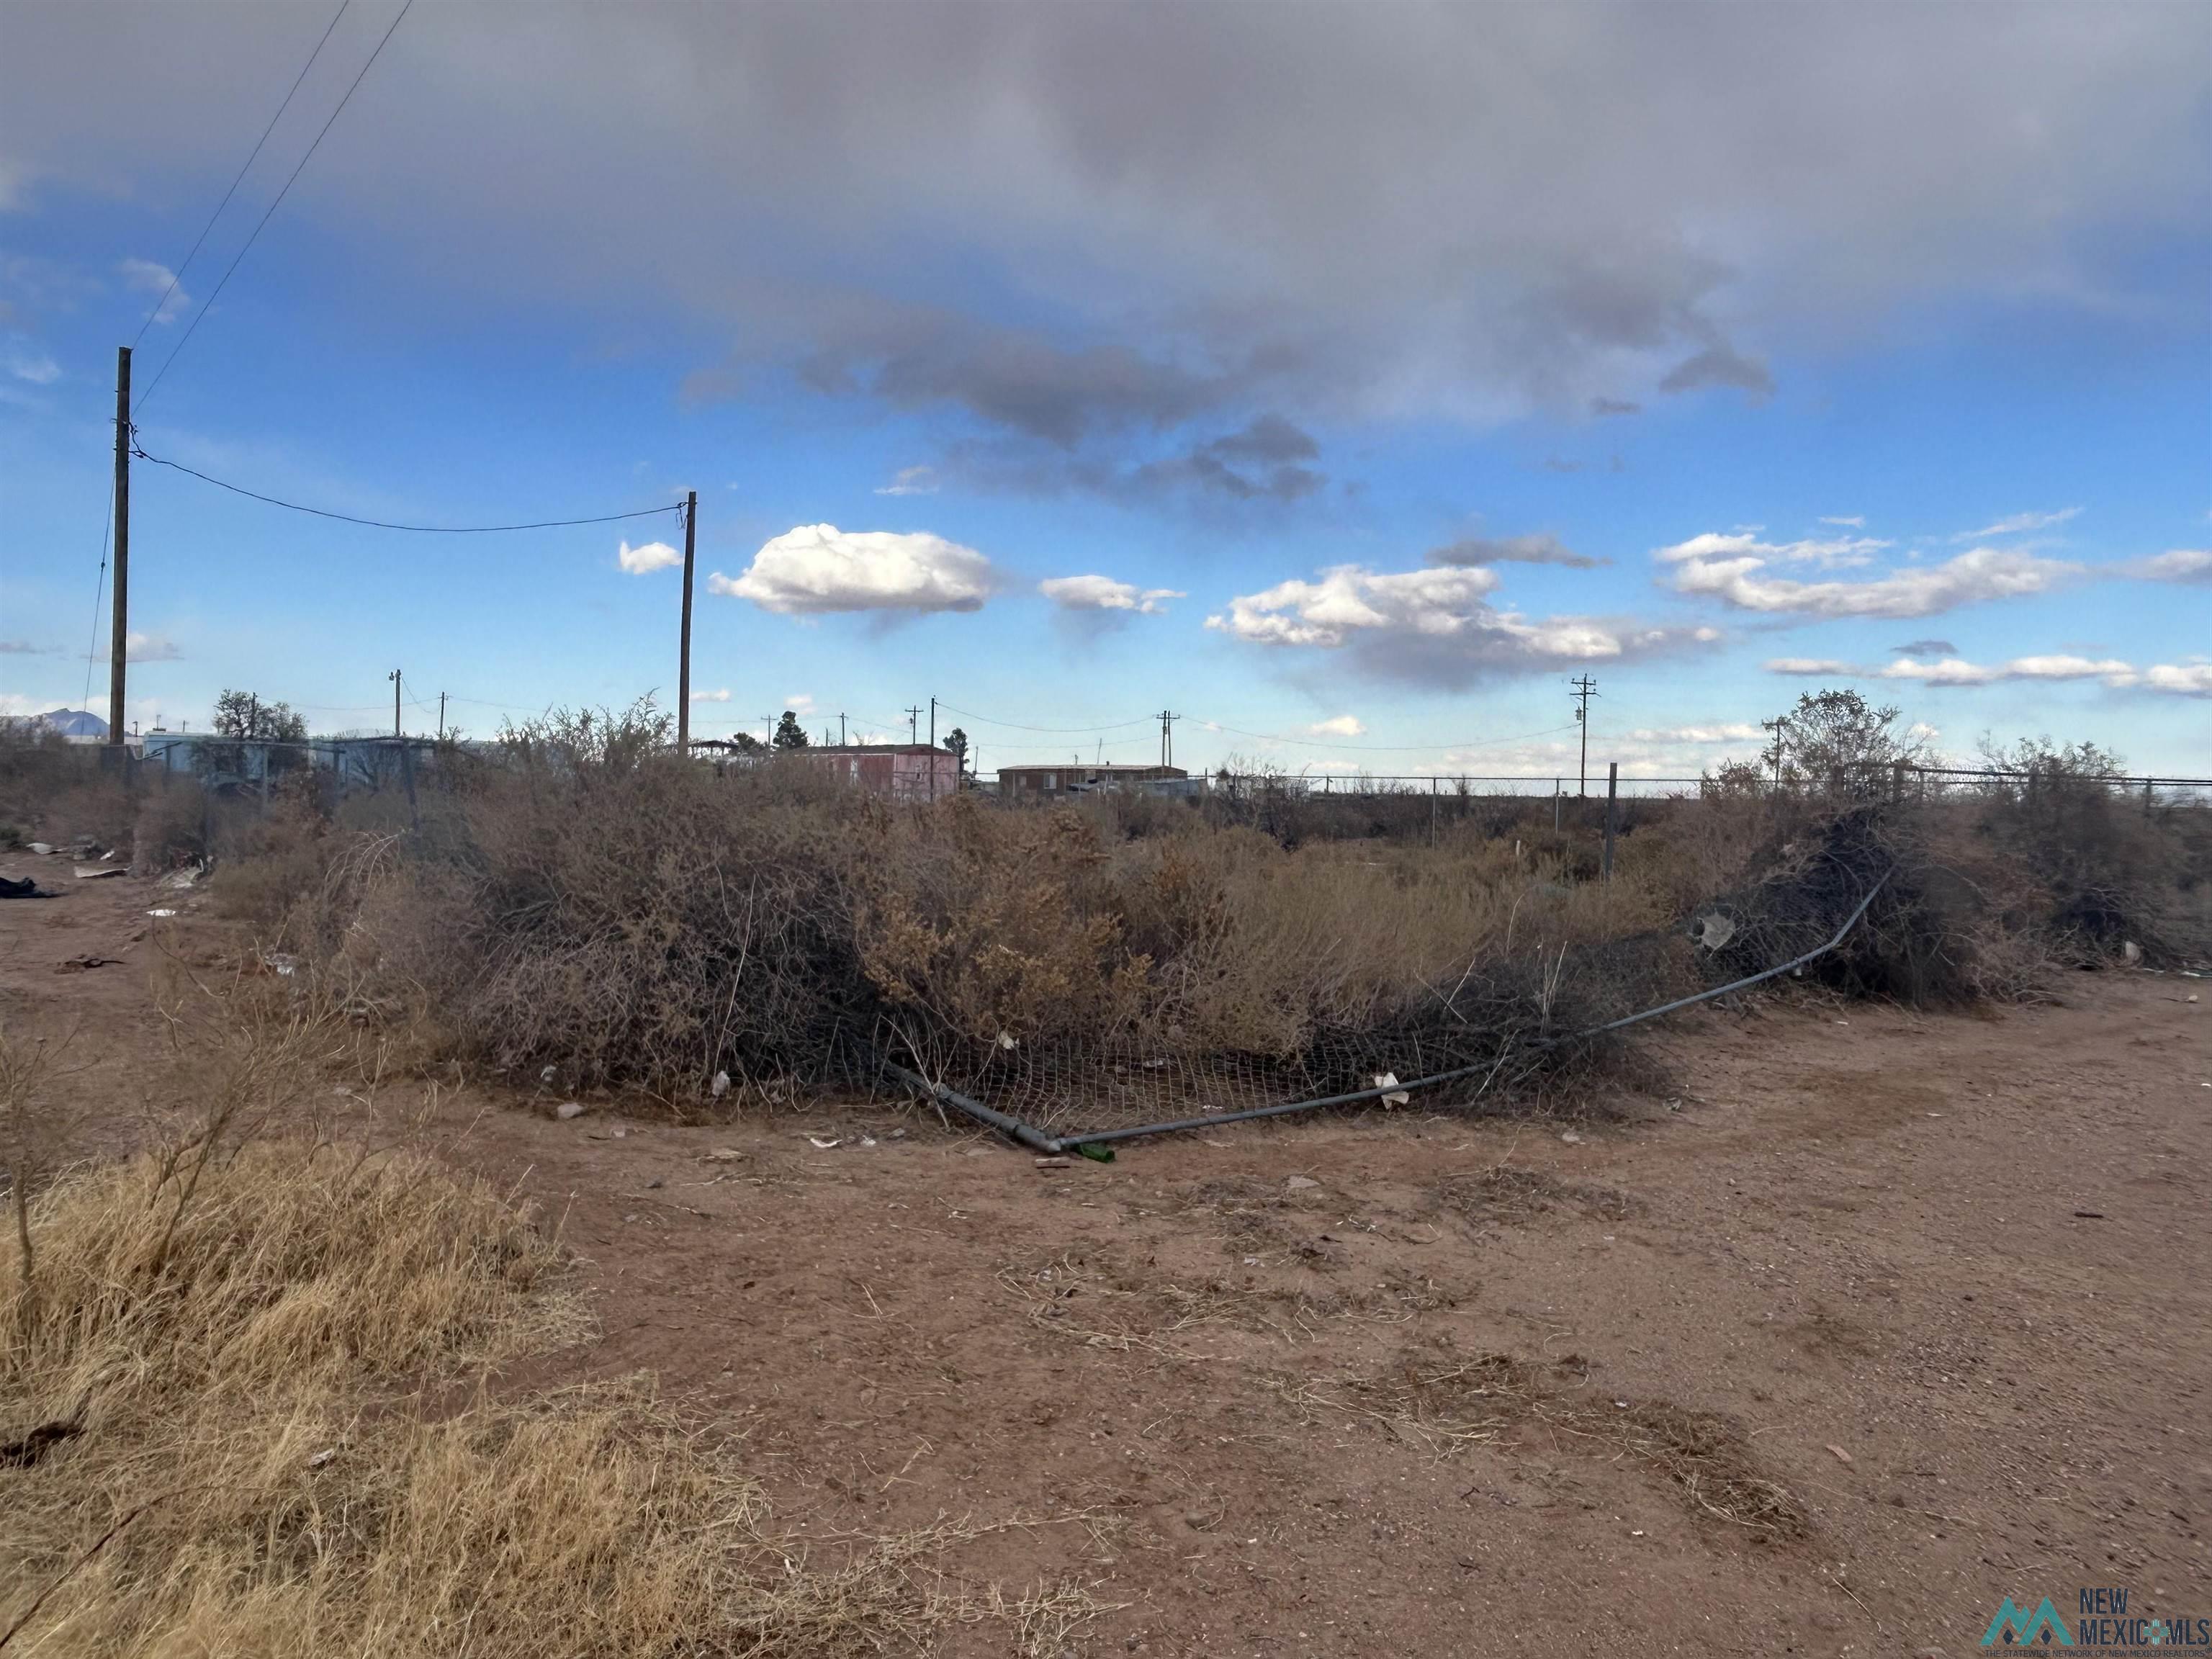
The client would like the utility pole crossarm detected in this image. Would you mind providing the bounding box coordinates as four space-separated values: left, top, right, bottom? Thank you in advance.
1570 675 1599 797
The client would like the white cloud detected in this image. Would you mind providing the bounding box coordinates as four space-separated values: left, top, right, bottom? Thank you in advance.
1954 507 2080 539
689 687 732 703
876 465 939 496
1660 540 2077 619
1308 715 1366 737
1876 653 2134 688
1212 564 1498 647
1763 657 1857 675
117 257 187 324
1624 722 1766 745
709 523 997 614
1818 516 1865 528
1762 652 2210 696
1654 530 1890 570
785 692 815 714
2123 549 2212 585
1038 574 1184 615
618 539 683 573
1208 562 1714 686
4 332 58 385
124 631 181 662
2142 662 2212 698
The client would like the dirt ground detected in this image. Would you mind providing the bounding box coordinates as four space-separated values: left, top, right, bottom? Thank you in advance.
4 865 2208 1657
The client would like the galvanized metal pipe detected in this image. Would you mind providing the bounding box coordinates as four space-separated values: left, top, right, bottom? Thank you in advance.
881 1061 1066 1154
884 871 1892 1154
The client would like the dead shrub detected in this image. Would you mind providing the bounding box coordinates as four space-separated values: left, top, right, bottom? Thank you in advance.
1 967 1111 1652
113 698 2206 1118
0 1133 1104 1657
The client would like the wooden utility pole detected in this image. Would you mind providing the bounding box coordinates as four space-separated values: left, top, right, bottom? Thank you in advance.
109 346 131 745
389 669 403 737
1603 761 1619 882
904 705 922 745
1158 709 1179 768
1570 675 1598 796
928 696 938 801
438 691 448 739
678 490 696 754
1761 716 1786 787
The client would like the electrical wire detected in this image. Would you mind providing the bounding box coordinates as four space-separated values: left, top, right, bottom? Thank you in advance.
938 699 1582 755
131 444 681 532
77 482 116 714
129 1 352 352
1193 718 1582 753
932 701 1156 734
135 0 413 415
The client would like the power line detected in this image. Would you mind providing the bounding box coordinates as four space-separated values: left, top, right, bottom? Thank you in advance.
129 1 353 352
933 701 1156 734
135 0 414 415
935 696 1582 755
1193 718 1581 753
77 481 116 714
131 444 681 533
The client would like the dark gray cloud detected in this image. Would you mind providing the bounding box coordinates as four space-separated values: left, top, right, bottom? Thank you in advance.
799 312 1236 448
3 4 2201 439
1890 638 1959 659
1590 397 1641 417
1658 343 1775 400
0 639 50 654
1203 413 1318 466
1428 535 1608 570
938 415 1326 505
1132 417 1324 502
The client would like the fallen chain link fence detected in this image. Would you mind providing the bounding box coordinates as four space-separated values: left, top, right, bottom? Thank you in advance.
886 874 1890 1155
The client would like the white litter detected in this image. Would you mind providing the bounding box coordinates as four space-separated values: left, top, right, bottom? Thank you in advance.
146 907 178 918
1372 1071 1411 1107
554 1102 585 1120
710 1069 731 1098
807 1136 841 1150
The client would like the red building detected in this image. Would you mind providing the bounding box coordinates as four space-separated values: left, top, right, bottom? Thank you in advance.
790 742 962 802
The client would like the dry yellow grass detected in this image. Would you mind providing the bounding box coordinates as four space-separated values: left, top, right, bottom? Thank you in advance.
1 1134 1105 1656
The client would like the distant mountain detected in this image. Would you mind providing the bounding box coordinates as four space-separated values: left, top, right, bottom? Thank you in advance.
27 708 106 738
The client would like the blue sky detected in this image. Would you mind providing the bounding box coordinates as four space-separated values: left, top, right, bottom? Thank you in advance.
3 2 2207 775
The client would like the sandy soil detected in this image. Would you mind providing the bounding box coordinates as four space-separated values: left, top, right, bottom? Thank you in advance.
4 864 2208 1657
